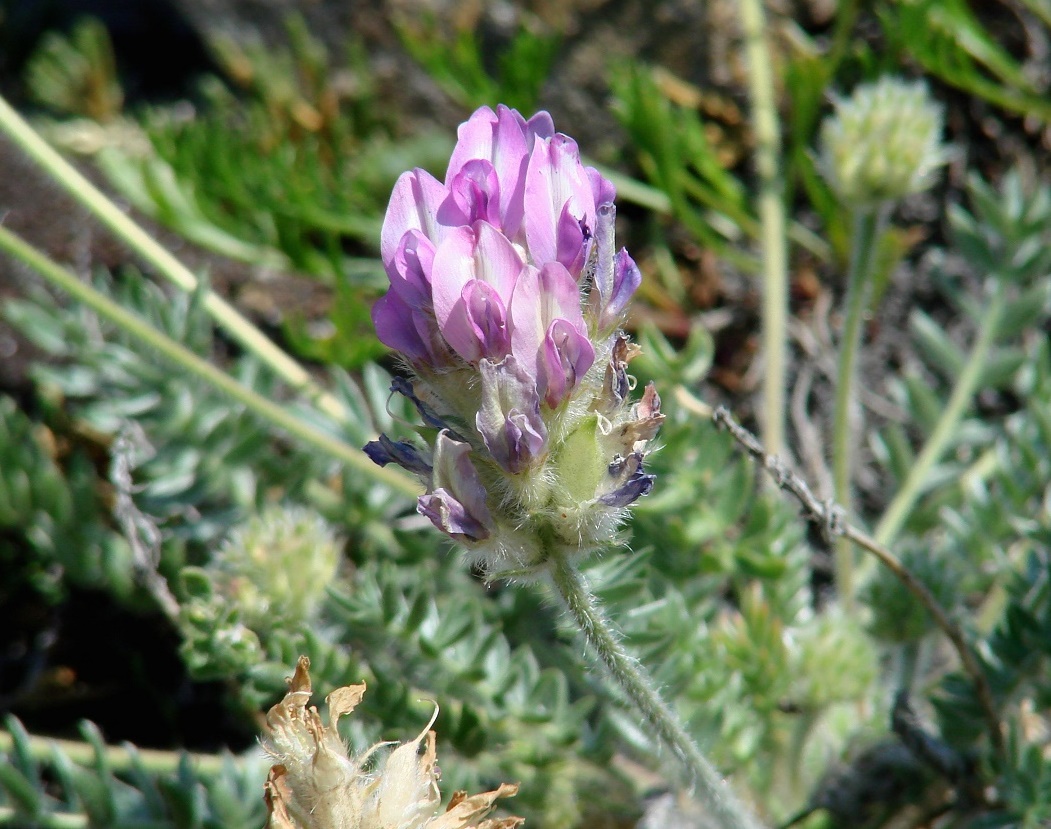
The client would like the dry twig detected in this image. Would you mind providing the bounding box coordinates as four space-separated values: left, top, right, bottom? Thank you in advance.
711 406 1005 759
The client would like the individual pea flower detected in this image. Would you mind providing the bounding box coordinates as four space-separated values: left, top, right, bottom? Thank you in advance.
819 76 950 209
367 105 656 576
262 657 522 829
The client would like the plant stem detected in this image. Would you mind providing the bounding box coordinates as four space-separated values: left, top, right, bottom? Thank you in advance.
739 0 789 457
831 208 884 612
548 553 763 829
0 807 86 829
0 727 231 777
0 225 419 498
0 93 349 423
827 0 860 71
896 639 922 697
874 290 1005 546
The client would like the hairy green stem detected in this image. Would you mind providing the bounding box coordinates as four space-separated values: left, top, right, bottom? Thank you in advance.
831 208 883 611
548 553 763 829
0 93 349 423
0 226 419 498
875 290 1005 546
739 0 789 456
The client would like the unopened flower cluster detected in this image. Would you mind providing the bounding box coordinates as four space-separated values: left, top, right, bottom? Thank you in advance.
262 657 521 829
820 77 948 208
366 105 662 573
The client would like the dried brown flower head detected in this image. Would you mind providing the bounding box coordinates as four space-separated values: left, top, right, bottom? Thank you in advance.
261 657 523 829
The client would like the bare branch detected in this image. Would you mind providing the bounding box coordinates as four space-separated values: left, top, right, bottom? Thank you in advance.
711 406 1005 759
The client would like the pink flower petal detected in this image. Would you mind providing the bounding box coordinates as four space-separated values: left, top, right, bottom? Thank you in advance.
432 222 524 339
380 168 449 265
522 134 595 269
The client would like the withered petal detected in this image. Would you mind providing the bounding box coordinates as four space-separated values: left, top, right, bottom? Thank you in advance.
289 656 312 695
430 782 520 828
327 683 367 721
264 765 299 829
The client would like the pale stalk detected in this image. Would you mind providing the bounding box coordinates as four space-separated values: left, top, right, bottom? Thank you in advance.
548 552 764 829
0 93 348 422
739 0 789 457
0 808 86 829
0 226 419 498
831 208 884 612
874 289 1005 546
0 727 230 777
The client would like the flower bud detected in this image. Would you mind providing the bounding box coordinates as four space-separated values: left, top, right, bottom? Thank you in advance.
211 505 341 632
177 506 341 679
819 77 948 208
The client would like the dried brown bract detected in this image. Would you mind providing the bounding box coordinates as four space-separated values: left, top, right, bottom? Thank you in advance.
261 657 523 829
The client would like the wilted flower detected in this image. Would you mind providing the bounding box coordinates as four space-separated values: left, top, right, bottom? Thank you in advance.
367 105 658 574
262 657 522 829
820 77 948 208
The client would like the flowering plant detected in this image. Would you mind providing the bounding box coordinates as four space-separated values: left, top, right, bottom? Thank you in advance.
366 105 662 575
364 108 760 829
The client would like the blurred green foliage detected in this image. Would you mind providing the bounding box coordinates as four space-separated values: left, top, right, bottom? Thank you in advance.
395 12 560 114
25 16 123 122
881 0 1051 125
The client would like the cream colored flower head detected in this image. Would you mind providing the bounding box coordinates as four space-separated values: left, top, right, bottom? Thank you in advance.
261 657 523 829
820 76 949 208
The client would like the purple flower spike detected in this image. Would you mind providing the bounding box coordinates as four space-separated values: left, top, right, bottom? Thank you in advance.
372 105 660 559
476 357 547 473
418 431 493 542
